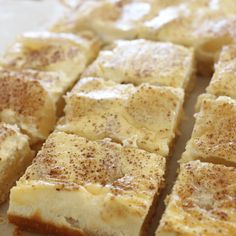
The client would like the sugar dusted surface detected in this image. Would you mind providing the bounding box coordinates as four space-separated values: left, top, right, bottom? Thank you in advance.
58 77 184 157
182 95 236 165
157 160 236 236
83 39 194 89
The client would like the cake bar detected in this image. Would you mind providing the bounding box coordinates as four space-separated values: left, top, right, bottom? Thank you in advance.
8 131 165 236
57 77 184 157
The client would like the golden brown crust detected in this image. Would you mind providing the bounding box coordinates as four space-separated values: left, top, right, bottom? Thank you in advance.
8 214 87 236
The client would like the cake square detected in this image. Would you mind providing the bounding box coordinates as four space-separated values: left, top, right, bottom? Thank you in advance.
8 131 166 236
0 123 33 204
207 44 236 100
0 69 62 144
82 39 195 90
0 31 100 82
139 1 236 75
0 32 100 144
52 0 156 42
156 160 236 236
57 77 184 157
181 95 236 165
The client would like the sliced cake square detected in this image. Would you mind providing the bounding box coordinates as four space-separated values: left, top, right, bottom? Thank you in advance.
139 1 236 75
207 44 236 99
0 69 66 144
182 95 236 166
0 32 100 144
57 77 184 157
8 131 166 236
82 39 195 90
156 160 236 236
0 31 100 82
0 122 33 204
52 0 157 42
